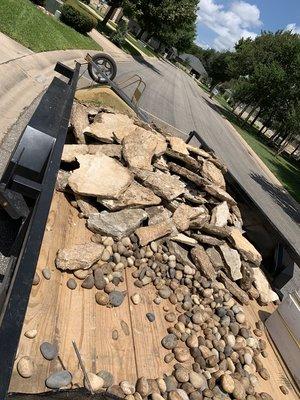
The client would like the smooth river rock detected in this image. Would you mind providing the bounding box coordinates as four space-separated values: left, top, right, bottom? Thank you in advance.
17 356 34 378
40 342 58 360
45 370 72 389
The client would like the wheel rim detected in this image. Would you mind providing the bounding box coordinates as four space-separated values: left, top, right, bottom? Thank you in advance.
92 58 114 79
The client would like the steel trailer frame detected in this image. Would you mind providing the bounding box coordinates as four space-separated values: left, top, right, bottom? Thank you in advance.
0 57 150 399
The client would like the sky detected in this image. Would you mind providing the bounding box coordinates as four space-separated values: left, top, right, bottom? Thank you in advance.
196 0 300 50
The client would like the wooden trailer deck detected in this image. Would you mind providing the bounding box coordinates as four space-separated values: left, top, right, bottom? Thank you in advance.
9 192 299 399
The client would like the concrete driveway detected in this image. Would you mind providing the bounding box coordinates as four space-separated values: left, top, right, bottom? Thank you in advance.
114 57 300 264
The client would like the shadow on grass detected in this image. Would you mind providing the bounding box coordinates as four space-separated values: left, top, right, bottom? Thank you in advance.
203 97 300 203
249 172 300 223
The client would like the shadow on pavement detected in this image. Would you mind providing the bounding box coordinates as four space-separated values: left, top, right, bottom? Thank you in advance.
250 172 300 224
202 96 230 118
132 55 162 75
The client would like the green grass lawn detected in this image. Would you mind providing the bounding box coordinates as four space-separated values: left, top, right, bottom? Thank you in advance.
213 99 300 203
126 34 156 57
0 0 101 52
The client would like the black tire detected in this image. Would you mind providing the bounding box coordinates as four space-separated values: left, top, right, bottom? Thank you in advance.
87 53 117 82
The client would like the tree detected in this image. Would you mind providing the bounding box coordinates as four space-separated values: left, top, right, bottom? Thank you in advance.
276 102 300 155
124 0 198 51
102 0 123 26
230 31 300 142
205 51 232 88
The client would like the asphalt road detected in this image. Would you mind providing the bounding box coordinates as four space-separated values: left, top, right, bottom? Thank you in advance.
115 57 300 264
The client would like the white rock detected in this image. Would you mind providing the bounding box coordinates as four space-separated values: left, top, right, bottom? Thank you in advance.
68 154 132 199
219 244 242 281
210 201 230 227
85 372 104 391
24 329 37 339
252 268 279 303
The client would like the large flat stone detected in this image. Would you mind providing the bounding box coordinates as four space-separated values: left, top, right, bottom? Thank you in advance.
218 271 250 305
75 195 98 217
62 144 121 162
123 128 157 171
190 246 217 280
206 247 224 270
135 221 174 246
219 244 242 281
229 228 262 266
123 128 167 171
70 103 88 144
169 137 189 155
87 209 147 239
98 180 161 211
167 241 195 267
56 170 71 193
171 233 197 246
201 160 226 188
252 267 279 304
210 201 230 227
204 184 236 205
186 144 211 158
68 154 132 199
84 113 136 143
56 243 104 271
133 169 185 201
172 204 205 231
145 206 172 225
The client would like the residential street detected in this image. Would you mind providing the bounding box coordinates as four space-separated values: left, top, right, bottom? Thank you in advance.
115 57 300 263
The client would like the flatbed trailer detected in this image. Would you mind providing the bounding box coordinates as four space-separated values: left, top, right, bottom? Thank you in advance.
0 62 298 399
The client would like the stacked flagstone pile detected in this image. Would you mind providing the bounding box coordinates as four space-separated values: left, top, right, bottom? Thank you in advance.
23 102 283 398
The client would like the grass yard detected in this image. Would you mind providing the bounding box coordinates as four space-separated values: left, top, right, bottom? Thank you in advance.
213 101 300 203
0 0 101 52
126 34 156 57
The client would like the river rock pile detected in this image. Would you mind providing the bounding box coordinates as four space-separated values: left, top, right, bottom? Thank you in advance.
42 103 281 398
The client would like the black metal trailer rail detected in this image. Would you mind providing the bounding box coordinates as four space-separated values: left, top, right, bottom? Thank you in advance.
0 62 80 399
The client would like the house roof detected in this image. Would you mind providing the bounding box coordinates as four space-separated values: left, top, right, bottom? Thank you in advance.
179 53 208 76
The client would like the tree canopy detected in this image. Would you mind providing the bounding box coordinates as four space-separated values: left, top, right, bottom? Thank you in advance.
124 0 198 51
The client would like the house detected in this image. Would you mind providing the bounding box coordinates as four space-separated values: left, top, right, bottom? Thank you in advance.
178 53 208 79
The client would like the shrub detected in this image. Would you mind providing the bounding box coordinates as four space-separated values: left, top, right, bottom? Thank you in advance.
60 3 97 34
111 20 128 47
31 0 46 6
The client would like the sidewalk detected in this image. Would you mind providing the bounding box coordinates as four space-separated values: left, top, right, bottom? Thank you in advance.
0 33 98 144
88 29 131 61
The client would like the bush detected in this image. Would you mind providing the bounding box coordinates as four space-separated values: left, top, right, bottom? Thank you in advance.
60 3 97 34
111 20 128 47
31 0 46 6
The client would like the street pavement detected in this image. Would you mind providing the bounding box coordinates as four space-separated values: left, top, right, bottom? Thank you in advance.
114 57 300 264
